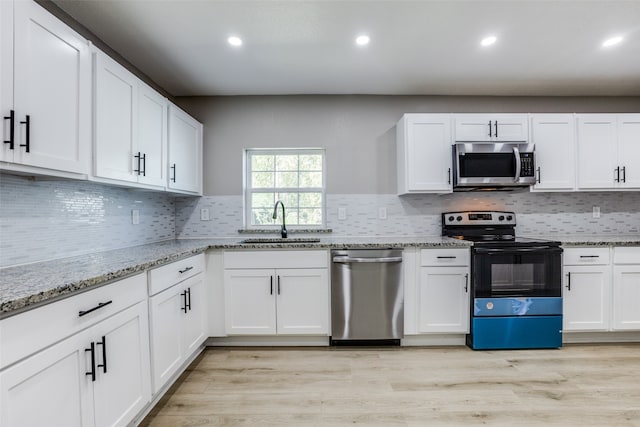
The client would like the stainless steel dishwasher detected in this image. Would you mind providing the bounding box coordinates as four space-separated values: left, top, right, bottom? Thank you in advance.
330 249 404 345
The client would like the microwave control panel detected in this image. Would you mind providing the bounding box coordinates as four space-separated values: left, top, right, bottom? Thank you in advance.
519 152 535 177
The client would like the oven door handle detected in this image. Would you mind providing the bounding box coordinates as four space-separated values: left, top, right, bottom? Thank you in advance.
474 246 562 254
513 146 521 182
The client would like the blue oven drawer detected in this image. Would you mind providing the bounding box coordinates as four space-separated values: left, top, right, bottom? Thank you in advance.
474 297 562 317
470 316 563 350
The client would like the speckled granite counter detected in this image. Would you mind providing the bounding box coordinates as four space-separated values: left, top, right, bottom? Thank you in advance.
522 235 640 247
0 236 468 317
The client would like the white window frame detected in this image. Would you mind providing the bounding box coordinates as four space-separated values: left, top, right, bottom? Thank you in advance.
243 148 326 229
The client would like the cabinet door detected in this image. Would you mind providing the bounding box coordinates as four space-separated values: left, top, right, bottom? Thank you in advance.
224 269 276 335
92 301 151 427
0 331 93 427
418 267 470 333
454 115 494 142
617 114 640 188
612 265 640 330
168 104 202 194
563 265 611 331
398 114 452 193
492 115 528 142
182 274 208 355
94 49 138 183
276 268 329 335
577 115 618 189
137 83 167 188
530 114 576 191
12 0 90 174
0 0 13 164
149 284 184 394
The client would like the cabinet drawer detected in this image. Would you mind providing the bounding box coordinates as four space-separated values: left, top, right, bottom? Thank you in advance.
148 253 204 296
563 247 610 265
420 249 470 266
224 250 328 269
613 247 640 265
0 273 146 369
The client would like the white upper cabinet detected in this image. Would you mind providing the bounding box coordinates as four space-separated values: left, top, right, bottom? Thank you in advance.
396 114 452 194
1 0 90 177
577 114 640 190
530 114 577 191
454 114 528 142
93 48 168 190
167 103 203 195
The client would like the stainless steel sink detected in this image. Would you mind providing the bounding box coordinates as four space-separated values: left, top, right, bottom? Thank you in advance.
239 237 321 244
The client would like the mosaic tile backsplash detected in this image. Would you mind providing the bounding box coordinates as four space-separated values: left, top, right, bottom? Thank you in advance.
0 174 176 268
175 192 640 239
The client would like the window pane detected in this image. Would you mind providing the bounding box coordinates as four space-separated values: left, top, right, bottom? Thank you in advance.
299 172 323 188
252 193 275 208
251 155 274 171
276 155 299 171
276 172 298 188
276 192 299 208
252 172 274 188
252 208 275 225
284 210 299 225
299 208 322 225
299 192 322 207
299 154 322 171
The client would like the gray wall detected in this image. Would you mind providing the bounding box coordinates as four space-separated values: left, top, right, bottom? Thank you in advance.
176 95 640 196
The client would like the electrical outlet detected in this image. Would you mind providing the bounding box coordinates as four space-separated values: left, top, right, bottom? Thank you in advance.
378 207 387 220
200 208 210 221
338 207 347 220
593 206 601 218
131 209 140 225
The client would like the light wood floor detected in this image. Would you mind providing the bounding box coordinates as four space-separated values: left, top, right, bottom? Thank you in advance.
141 344 640 426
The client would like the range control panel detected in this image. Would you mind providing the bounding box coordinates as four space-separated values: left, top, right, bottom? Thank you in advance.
442 211 516 226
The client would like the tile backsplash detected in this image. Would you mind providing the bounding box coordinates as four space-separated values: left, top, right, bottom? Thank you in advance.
0 174 175 267
2 172 639 268
175 192 640 238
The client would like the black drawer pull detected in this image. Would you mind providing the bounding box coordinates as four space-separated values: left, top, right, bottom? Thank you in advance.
437 256 457 259
78 300 113 317
179 266 194 274
579 255 600 258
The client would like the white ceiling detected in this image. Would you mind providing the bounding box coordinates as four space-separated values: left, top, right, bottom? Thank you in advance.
52 0 640 97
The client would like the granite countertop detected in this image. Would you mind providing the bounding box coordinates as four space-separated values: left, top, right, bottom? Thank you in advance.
0 236 468 317
2 235 638 318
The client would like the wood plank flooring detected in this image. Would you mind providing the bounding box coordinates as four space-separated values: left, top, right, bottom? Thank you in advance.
140 344 640 426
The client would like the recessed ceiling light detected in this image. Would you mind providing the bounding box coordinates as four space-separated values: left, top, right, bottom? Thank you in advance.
602 36 623 47
481 36 497 47
355 35 370 46
227 36 243 47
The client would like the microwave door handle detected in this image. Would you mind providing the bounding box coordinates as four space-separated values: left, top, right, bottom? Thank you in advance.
513 146 521 182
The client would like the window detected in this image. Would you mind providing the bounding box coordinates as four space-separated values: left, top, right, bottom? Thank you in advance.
245 149 325 228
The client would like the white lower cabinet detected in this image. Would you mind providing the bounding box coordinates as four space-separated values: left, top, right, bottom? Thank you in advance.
563 246 640 333
223 250 329 336
0 277 151 427
415 248 470 334
148 254 207 394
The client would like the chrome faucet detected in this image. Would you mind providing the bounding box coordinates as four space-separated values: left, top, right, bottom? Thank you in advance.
272 200 287 238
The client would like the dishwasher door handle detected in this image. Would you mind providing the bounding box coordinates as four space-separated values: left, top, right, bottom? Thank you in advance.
332 256 403 263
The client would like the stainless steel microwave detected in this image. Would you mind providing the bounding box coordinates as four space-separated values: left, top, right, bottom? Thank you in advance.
453 142 536 190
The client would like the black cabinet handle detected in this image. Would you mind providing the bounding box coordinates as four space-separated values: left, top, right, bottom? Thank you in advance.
437 256 457 259
180 290 188 313
447 168 451 184
566 272 571 291
141 153 146 176
270 276 273 295
277 276 281 295
79 300 113 317
3 110 14 149
536 167 541 184
615 167 620 183
134 152 142 175
96 336 107 374
171 163 176 182
579 255 600 258
464 273 469 292
186 287 192 311
179 266 194 274
622 166 626 183
85 342 96 382
488 121 492 137
494 121 498 138
19 115 30 153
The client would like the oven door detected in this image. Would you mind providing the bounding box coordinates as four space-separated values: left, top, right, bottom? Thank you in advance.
472 246 562 297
